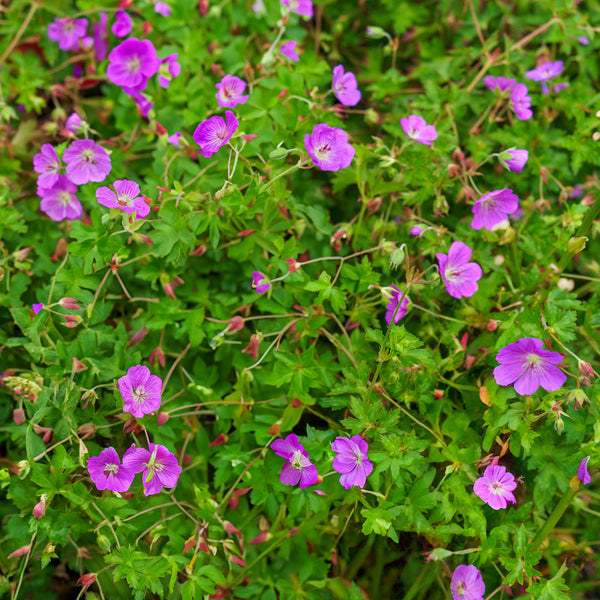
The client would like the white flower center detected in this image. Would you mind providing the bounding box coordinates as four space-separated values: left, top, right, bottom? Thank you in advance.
488 480 505 495
81 149 96 164
315 144 331 159
103 464 118 477
128 57 141 74
59 192 72 205
291 450 304 470
117 193 133 207
133 386 148 404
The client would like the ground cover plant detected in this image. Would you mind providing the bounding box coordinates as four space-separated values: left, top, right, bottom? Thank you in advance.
1 0 600 598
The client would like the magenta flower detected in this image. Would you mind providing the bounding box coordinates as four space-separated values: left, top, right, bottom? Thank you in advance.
47 17 88 51
112 10 132 38
578 36 590 46
155 2 172 16
385 285 409 326
493 337 567 395
473 465 517 510
65 112 84 134
410 225 427 236
471 188 519 231
436 242 482 299
451 565 485 600
87 446 139 493
107 38 160 92
332 65 361 107
252 271 271 294
281 0 313 18
32 303 44 315
167 132 182 147
63 139 112 185
93 13 109 61
498 149 529 173
271 434 318 489
118 365 162 418
304 123 355 172
482 75 516 95
526 60 564 82
33 144 61 188
400 115 438 145
578 456 591 485
38 175 83 222
331 435 373 489
510 83 533 120
96 179 150 220
158 54 181 89
193 110 239 158
280 41 299 62
125 443 182 496
215 75 249 108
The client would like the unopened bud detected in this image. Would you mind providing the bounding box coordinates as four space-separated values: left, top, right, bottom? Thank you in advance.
78 573 97 587
365 26 387 39
97 534 111 552
157 411 169 426
269 147 288 160
433 389 443 400
248 531 272 545
364 107 379 126
579 361 594 378
447 163 461 178
389 247 405 269
557 277 575 291
33 494 48 519
227 316 244 333
58 297 82 310
13 408 25 425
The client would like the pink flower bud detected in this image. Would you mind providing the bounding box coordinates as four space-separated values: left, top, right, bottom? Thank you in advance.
209 433 227 448
33 425 53 443
433 389 443 400
8 545 31 558
285 258 300 272
227 316 244 333
224 521 242 537
191 245 206 256
51 238 68 261
149 347 166 368
72 357 88 372
128 328 148 347
59 297 82 310
77 573 97 587
579 360 594 378
13 408 25 425
78 423 97 438
248 531 271 545
61 314 82 328
33 495 47 519
241 333 261 360
157 411 169 426
230 555 246 568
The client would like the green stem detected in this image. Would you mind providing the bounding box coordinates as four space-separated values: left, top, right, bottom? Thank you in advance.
345 534 375 581
437 374 478 392
508 235 522 287
259 159 306 193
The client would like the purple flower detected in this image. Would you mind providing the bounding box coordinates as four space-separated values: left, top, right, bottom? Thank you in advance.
47 17 88 51
167 132 182 147
331 435 373 489
271 434 318 489
471 188 519 231
252 271 271 294
280 41 299 62
38 175 83 222
33 144 61 188
107 38 160 92
410 225 426 236
155 2 172 16
578 456 591 485
482 75 516 95
193 110 239 158
498 149 529 173
332 65 361 107
32 303 44 315
400 115 438 145
158 53 181 89
553 82 569 93
526 60 564 82
385 285 409 326
93 13 109 61
493 337 567 395
304 123 355 172
510 83 533 120
118 365 162 418
125 443 182 496
451 565 485 600
112 10 132 38
63 139 112 185
87 446 138 493
96 179 150 220
215 75 249 108
570 185 584 199
436 242 482 299
473 465 517 510
281 0 313 18
578 36 590 46
65 112 84 134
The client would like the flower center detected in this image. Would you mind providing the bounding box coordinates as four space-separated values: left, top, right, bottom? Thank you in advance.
81 149 96 164
291 450 305 470
409 128 418 138
59 192 72 205
127 57 141 74
132 386 148 404
488 480 505 495
445 266 462 283
315 144 331 159
216 126 228 141
526 353 542 369
103 463 118 477
117 193 133 207
455 580 466 597
353 448 362 466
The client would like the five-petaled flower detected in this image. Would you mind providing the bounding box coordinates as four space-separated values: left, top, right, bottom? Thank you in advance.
471 188 519 231
332 65 361 107
578 456 592 485
193 111 239 158
37 175 83 222
473 465 517 510
384 285 409 326
47 17 88 51
87 446 139 493
400 115 438 145
493 337 567 395
451 565 485 600
436 242 482 299
271 434 318 489
125 443 182 496
107 38 160 92
526 60 564 82
63 139 112 185
33 144 61 188
118 365 163 418
96 179 150 219
331 435 373 489
252 271 271 294
215 75 249 108
304 123 355 171
482 75 515 96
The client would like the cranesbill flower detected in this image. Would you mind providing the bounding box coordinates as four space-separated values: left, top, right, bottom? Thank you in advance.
332 65 361 107
471 188 519 231
493 337 567 395
125 443 182 496
578 456 592 485
410 225 427 236
63 139 112 185
155 2 172 16
118 365 162 418
96 179 150 219
252 271 271 294
331 435 373 489
93 13 109 61
158 53 181 89
280 41 299 62
112 10 132 38
510 83 533 120
33 144 61 188
107 38 160 92
215 75 249 108
400 115 437 145
271 434 318 489
304 123 355 171
526 60 564 82
87 446 138 493
385 285 409 326
38 175 83 222
451 565 485 600
436 242 482 299
498 149 529 173
193 111 239 158
473 465 517 510
482 75 515 95
281 0 313 18
47 17 88 51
